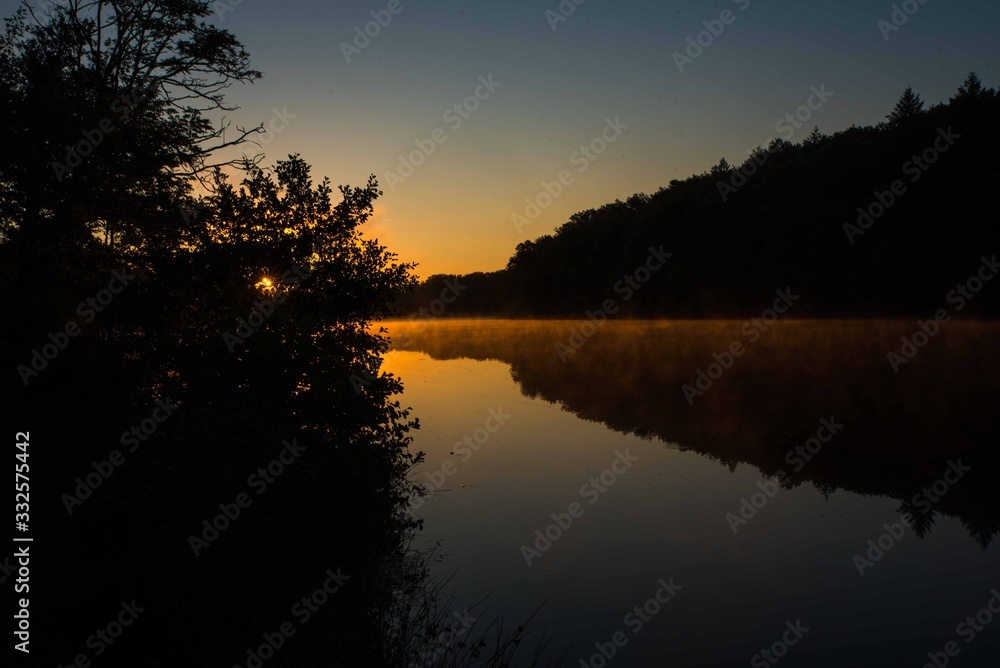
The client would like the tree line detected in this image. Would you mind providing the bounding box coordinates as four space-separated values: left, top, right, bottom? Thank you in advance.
399 74 1000 319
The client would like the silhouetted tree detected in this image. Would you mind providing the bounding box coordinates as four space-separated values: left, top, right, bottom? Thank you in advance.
885 86 925 127
0 3 445 665
0 0 265 332
711 158 733 175
951 71 995 103
768 137 795 154
804 126 826 145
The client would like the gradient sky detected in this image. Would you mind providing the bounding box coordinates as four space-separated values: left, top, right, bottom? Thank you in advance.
163 0 1000 276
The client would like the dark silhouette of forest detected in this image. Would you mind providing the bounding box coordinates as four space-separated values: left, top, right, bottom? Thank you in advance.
0 3 559 666
398 75 1000 318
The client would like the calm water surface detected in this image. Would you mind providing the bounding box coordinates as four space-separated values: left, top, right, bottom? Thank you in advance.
381 319 999 667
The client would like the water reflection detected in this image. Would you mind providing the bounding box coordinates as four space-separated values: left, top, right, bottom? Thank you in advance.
386 319 1000 547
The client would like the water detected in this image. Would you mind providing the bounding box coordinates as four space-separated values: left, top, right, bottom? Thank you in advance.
382 319 999 667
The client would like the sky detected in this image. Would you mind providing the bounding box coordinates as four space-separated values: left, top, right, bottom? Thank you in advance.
20 0 1000 277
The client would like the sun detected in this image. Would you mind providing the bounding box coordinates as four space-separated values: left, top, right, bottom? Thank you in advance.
256 275 276 292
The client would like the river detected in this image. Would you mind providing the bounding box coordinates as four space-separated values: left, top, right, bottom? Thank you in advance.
381 319 999 667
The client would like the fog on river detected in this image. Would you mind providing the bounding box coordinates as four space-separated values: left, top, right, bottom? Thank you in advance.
377 319 999 667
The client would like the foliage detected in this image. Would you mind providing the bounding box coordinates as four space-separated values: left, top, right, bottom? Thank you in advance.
398 77 1000 319
0 2 564 665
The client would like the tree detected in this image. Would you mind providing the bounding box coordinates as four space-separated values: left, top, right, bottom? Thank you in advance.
885 86 925 127
1 5 428 661
951 71 994 103
767 137 795 155
129 154 417 442
804 126 826 145
710 158 733 176
0 0 264 326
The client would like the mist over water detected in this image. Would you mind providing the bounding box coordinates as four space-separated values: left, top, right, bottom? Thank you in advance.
382 319 999 666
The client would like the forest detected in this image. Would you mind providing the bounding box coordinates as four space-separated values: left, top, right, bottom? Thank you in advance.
398 77 1000 318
